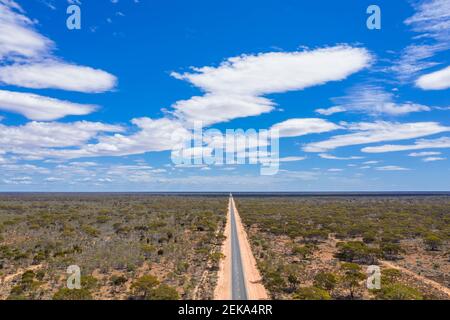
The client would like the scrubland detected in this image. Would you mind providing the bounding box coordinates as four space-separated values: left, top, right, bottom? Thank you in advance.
236 196 450 300
0 194 227 300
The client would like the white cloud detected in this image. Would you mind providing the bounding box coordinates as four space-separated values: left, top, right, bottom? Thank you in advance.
304 121 450 153
389 44 446 82
404 0 450 41
390 0 450 82
19 118 190 160
376 165 410 171
44 177 64 182
0 1 116 120
0 61 117 93
172 46 371 96
171 46 371 124
416 65 450 90
279 156 306 162
363 160 380 164
409 151 441 157
316 85 431 116
0 1 52 61
0 121 123 158
316 106 346 116
1 163 50 174
3 176 33 185
172 94 274 126
319 154 364 160
271 118 341 138
80 118 190 157
362 137 450 153
0 89 97 120
422 156 446 162
327 168 343 172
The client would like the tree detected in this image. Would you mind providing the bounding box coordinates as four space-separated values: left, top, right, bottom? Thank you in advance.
424 234 442 251
340 263 365 299
336 241 380 264
293 286 331 300
380 243 404 260
313 272 338 292
131 275 160 299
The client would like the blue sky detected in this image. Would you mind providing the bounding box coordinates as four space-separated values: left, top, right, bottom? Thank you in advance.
0 0 449 191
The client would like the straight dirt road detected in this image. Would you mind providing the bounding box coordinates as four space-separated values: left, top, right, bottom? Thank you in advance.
214 195 268 300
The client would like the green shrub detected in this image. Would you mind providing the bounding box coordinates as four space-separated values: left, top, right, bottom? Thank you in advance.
293 286 331 300
148 284 180 300
52 288 93 300
131 275 160 299
81 225 100 237
110 275 127 286
424 234 442 251
374 283 423 300
381 268 401 285
313 272 338 292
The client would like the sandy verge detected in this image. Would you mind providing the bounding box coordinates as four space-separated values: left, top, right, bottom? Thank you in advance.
214 198 232 300
231 197 269 300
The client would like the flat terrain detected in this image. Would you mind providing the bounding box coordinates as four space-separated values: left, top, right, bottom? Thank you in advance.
236 195 450 300
1 193 449 300
0 194 227 300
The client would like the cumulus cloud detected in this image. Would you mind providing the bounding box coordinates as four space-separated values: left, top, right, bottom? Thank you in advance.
270 118 341 138
0 89 97 120
26 118 188 159
172 94 274 126
172 46 371 96
0 61 117 93
316 85 431 116
0 121 122 149
416 65 450 90
171 46 371 125
362 136 450 153
304 122 450 153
